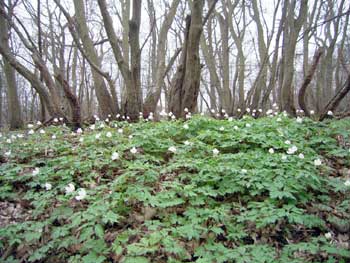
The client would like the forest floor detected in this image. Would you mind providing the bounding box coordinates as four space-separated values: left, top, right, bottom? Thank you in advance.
0 115 350 263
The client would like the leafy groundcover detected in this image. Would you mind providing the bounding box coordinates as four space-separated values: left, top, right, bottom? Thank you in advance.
0 115 349 263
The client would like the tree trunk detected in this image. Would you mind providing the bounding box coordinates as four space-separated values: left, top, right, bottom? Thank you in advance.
125 0 143 120
169 0 204 118
280 0 307 116
0 68 3 127
319 73 350 121
143 0 181 116
55 73 81 129
298 48 323 117
0 0 23 129
73 0 116 118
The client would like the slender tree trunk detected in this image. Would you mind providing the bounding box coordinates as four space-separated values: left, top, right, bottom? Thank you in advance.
319 73 350 121
298 48 323 116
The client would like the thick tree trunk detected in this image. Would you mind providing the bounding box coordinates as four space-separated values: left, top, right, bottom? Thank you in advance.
280 0 307 116
172 0 204 118
0 0 23 129
55 74 81 129
125 0 143 120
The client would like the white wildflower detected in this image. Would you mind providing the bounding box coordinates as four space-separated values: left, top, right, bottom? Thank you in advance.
32 167 40 176
237 108 241 112
241 169 247 174
296 117 303 123
90 124 95 130
28 129 35 135
65 183 75 194
52 134 57 139
184 108 189 113
39 129 45 134
269 148 275 154
45 183 52 191
246 123 251 128
219 126 225 131
37 121 42 125
281 154 287 160
213 148 220 156
344 180 350 186
111 152 119 161
287 145 298 155
327 111 333 116
130 147 137 154
325 232 332 240
4 151 11 157
6 139 12 144
310 110 315 115
314 158 322 166
106 131 112 138
95 133 101 139
284 140 291 145
75 188 87 201
233 126 239 130
59 117 64 121
117 128 123 134
53 118 58 123
298 153 305 159
168 146 177 153
76 128 83 134
79 137 84 142
27 124 34 128
128 135 133 139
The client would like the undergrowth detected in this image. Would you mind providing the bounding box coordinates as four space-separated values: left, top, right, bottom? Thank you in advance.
0 115 349 262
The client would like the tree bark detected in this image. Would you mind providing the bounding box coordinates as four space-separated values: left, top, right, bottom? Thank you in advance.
0 0 23 129
55 73 81 129
280 0 307 116
73 0 116 118
319 74 350 121
143 0 181 116
298 48 323 117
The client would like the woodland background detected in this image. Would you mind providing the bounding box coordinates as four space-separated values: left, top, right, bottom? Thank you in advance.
0 0 350 129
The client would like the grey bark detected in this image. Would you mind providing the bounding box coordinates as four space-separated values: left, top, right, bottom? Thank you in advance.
0 0 23 129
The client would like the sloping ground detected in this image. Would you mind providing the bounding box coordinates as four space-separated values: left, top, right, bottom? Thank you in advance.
0 115 349 263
